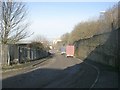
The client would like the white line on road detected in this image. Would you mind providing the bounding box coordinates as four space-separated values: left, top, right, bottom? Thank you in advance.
76 58 100 89
23 66 41 74
23 58 56 74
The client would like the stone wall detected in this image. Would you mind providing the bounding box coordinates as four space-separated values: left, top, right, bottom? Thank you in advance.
74 29 119 68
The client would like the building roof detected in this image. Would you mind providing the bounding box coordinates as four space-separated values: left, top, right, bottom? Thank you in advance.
16 40 32 44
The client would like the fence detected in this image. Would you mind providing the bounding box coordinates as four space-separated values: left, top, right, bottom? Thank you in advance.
18 47 48 63
1 44 49 65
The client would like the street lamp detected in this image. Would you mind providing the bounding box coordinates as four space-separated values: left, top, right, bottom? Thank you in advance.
100 11 106 19
100 11 106 15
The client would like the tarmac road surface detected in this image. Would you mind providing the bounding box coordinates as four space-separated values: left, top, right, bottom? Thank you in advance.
2 54 98 88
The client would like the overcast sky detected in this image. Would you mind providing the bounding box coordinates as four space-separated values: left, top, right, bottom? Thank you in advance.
24 1 118 41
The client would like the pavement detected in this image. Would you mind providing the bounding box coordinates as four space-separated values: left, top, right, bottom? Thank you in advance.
2 55 54 79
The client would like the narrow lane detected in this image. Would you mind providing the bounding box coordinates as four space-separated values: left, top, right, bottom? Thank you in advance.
2 54 98 88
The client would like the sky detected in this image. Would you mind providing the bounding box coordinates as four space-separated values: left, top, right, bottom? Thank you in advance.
24 1 118 42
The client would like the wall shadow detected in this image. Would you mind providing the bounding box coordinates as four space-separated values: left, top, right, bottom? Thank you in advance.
2 28 119 88
2 57 97 88
83 28 119 70
74 28 119 88
74 27 119 71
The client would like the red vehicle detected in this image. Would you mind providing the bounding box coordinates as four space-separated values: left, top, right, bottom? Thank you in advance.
66 45 74 57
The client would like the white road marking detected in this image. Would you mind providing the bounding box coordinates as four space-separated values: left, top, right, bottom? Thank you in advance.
23 67 41 74
76 58 100 88
23 58 56 74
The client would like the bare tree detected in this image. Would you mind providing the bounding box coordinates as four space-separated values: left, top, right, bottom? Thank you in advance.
0 1 2 41
0 0 32 65
0 0 31 44
31 35 50 51
60 33 70 45
69 3 118 44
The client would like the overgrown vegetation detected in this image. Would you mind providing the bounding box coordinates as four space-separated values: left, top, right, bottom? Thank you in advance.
31 35 50 51
60 3 119 68
61 4 118 44
30 42 45 50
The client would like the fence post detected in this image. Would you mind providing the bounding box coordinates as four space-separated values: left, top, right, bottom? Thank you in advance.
7 46 10 66
31 49 33 60
27 48 30 61
1 44 8 66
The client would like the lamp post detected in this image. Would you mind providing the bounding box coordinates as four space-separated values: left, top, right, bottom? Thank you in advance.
100 11 106 20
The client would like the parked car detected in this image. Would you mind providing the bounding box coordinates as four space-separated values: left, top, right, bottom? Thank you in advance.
60 46 66 55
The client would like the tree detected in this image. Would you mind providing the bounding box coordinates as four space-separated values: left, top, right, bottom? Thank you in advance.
0 0 31 44
60 33 70 45
30 42 45 50
0 1 2 41
0 0 31 65
69 4 118 44
31 35 50 51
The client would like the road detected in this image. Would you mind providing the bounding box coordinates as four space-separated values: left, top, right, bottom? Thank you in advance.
2 54 98 88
